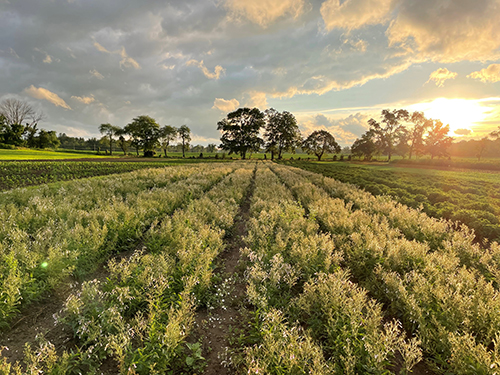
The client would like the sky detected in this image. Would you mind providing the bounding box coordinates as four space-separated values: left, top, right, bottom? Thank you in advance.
1 0 500 146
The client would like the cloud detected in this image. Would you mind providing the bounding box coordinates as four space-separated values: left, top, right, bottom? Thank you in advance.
387 0 500 62
24 85 72 109
299 112 370 145
244 91 268 109
321 0 395 31
467 64 500 83
118 47 141 70
213 98 240 112
272 61 412 97
426 68 458 87
93 41 141 70
455 128 472 135
93 41 110 53
90 69 104 80
224 0 306 27
71 95 95 104
186 60 225 79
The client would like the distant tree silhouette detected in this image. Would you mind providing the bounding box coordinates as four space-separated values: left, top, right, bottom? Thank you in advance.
264 108 302 160
368 109 409 161
178 125 191 158
426 120 453 159
99 123 121 155
302 130 340 161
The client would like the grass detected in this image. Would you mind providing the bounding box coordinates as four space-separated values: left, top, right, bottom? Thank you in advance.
0 148 118 160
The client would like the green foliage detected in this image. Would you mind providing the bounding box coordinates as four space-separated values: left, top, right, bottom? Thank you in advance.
218 107 265 159
301 130 340 161
287 161 500 243
125 116 161 153
264 108 302 160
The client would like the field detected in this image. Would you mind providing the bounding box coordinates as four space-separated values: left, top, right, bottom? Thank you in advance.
0 160 227 191
284 160 500 243
0 149 120 160
1 161 499 374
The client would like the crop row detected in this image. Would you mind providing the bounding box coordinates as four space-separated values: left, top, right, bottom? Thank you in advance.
271 163 500 374
0 163 235 328
288 166 500 287
240 165 421 374
286 161 500 242
0 161 191 191
1 165 254 374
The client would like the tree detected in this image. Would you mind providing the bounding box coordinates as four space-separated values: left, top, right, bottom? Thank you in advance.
37 130 60 149
217 107 265 159
99 123 121 155
407 111 432 159
177 125 191 158
0 98 44 128
368 109 409 161
476 137 488 161
159 125 177 157
425 120 453 159
264 108 302 160
351 130 377 160
125 116 161 156
302 130 341 161
206 143 217 153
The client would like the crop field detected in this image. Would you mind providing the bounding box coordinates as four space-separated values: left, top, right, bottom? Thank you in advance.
0 160 227 191
1 161 499 374
285 161 500 243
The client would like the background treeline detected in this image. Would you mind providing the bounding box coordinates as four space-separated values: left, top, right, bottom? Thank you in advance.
2 97 499 160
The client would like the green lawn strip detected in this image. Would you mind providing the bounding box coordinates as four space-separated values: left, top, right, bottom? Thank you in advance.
237 164 420 375
4 166 254 374
271 163 500 373
0 149 117 160
0 164 235 329
285 161 500 243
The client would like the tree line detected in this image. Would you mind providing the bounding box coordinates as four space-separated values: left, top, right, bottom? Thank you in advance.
0 98 60 149
350 109 454 161
217 107 341 160
98 116 192 157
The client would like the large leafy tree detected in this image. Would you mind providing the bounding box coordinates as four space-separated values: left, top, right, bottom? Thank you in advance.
426 120 453 159
407 111 432 159
351 130 377 160
302 130 341 161
125 116 161 155
369 109 409 161
159 125 177 157
264 108 302 160
99 123 121 155
177 125 191 158
217 107 265 159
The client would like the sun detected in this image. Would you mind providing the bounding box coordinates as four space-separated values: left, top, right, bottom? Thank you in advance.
408 98 490 134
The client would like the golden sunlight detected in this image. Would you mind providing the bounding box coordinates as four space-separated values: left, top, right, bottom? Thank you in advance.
408 98 490 134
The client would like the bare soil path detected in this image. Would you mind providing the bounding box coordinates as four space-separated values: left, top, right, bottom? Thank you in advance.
192 165 256 375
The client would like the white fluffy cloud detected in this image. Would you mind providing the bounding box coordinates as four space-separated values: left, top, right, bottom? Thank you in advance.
224 0 306 27
426 68 458 87
24 85 72 109
467 64 500 83
213 98 239 112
